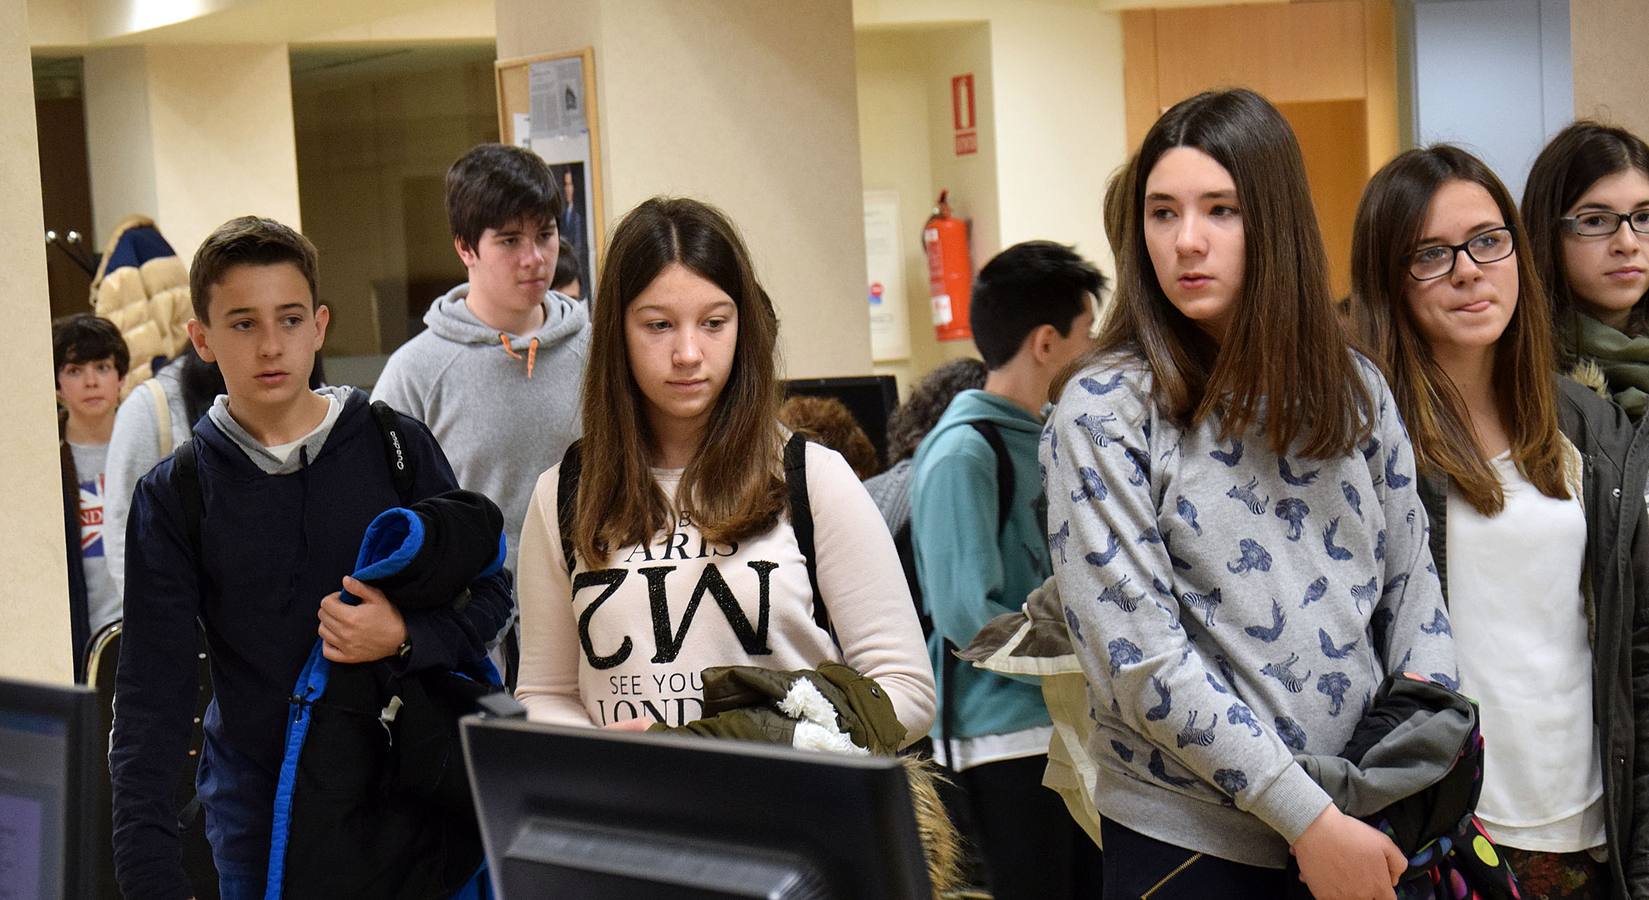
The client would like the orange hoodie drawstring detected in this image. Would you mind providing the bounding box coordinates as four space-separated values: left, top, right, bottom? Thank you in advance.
498 334 541 379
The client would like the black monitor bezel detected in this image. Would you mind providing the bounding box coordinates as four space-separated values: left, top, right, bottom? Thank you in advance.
0 677 100 900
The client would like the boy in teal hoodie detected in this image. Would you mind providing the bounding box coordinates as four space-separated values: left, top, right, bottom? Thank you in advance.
910 241 1103 899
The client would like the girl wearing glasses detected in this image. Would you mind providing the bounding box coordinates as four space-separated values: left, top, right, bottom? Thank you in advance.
1047 89 1454 899
1524 122 1649 422
1346 143 1649 900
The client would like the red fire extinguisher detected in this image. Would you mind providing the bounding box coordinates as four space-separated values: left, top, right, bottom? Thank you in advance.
923 190 973 342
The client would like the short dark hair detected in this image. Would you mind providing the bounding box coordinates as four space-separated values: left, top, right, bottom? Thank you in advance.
552 236 583 292
969 241 1104 369
190 216 319 322
52 313 130 384
446 143 564 253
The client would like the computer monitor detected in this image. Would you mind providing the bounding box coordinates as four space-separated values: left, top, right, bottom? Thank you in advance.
0 677 100 900
461 717 932 899
783 376 900 464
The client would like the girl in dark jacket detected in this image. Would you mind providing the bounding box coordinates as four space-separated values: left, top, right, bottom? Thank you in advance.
1523 121 1649 421
1347 143 1649 899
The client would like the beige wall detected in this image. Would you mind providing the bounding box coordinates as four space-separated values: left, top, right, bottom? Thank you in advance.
3 0 74 683
1571 0 1649 138
497 0 873 379
292 53 497 357
855 0 1126 272
83 44 301 269
855 25 993 390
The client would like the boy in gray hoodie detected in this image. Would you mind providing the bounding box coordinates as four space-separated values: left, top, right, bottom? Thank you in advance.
374 144 590 586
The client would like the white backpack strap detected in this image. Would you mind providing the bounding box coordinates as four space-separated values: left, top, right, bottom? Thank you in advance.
144 378 172 456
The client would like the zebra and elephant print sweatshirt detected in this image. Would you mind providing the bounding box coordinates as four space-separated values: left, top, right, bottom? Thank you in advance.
1044 351 1457 869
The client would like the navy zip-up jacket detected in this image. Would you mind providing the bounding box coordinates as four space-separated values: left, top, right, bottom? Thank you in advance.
110 392 514 899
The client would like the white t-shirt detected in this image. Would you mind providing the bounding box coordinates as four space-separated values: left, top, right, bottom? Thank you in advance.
70 441 120 636
263 394 342 463
1447 450 1604 853
514 442 936 743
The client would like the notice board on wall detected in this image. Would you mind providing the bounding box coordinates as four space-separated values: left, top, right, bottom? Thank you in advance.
496 48 605 298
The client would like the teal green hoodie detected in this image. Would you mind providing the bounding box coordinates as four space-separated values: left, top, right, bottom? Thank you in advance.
909 389 1051 742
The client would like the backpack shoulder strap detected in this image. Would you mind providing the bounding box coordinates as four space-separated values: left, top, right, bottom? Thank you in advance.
145 378 173 457
369 400 416 504
171 439 203 554
558 440 583 575
968 420 1014 532
783 433 829 633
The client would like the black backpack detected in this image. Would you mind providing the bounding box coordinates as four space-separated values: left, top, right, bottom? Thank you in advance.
556 432 831 635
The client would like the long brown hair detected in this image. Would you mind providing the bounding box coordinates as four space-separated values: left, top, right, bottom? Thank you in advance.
1346 145 1567 516
1071 89 1371 457
1522 120 1649 354
573 197 785 564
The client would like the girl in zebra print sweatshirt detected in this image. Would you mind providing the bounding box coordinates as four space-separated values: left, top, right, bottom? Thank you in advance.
1049 90 1456 900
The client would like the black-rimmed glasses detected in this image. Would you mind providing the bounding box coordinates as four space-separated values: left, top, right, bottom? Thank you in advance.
1408 227 1515 281
1561 209 1649 238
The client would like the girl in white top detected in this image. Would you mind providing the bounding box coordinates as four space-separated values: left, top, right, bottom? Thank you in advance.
1347 144 1649 898
513 197 935 741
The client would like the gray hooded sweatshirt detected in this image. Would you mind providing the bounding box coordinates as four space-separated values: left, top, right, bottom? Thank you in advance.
372 285 590 575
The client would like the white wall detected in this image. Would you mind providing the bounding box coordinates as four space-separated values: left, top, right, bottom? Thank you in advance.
1410 0 1571 196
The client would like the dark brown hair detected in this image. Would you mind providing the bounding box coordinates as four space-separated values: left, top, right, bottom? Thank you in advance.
573 197 785 564
1072 89 1371 457
189 216 318 322
780 395 879 480
52 313 130 384
446 143 564 253
1522 120 1649 352
887 358 988 463
1347 145 1567 516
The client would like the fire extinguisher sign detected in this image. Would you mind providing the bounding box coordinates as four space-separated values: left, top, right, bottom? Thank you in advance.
952 74 977 156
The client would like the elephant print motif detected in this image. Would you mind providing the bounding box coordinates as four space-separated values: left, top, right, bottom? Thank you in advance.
1261 653 1311 693
1107 638 1143 674
1227 703 1263 737
1374 529 1386 562
1227 478 1270 515
1109 739 1135 762
1213 768 1249 794
1063 607 1084 645
1274 715 1309 752
1317 672 1351 716
1226 538 1273 575
1176 710 1218 749
1274 498 1309 541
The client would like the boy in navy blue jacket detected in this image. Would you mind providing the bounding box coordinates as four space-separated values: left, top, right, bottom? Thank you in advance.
109 216 513 900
